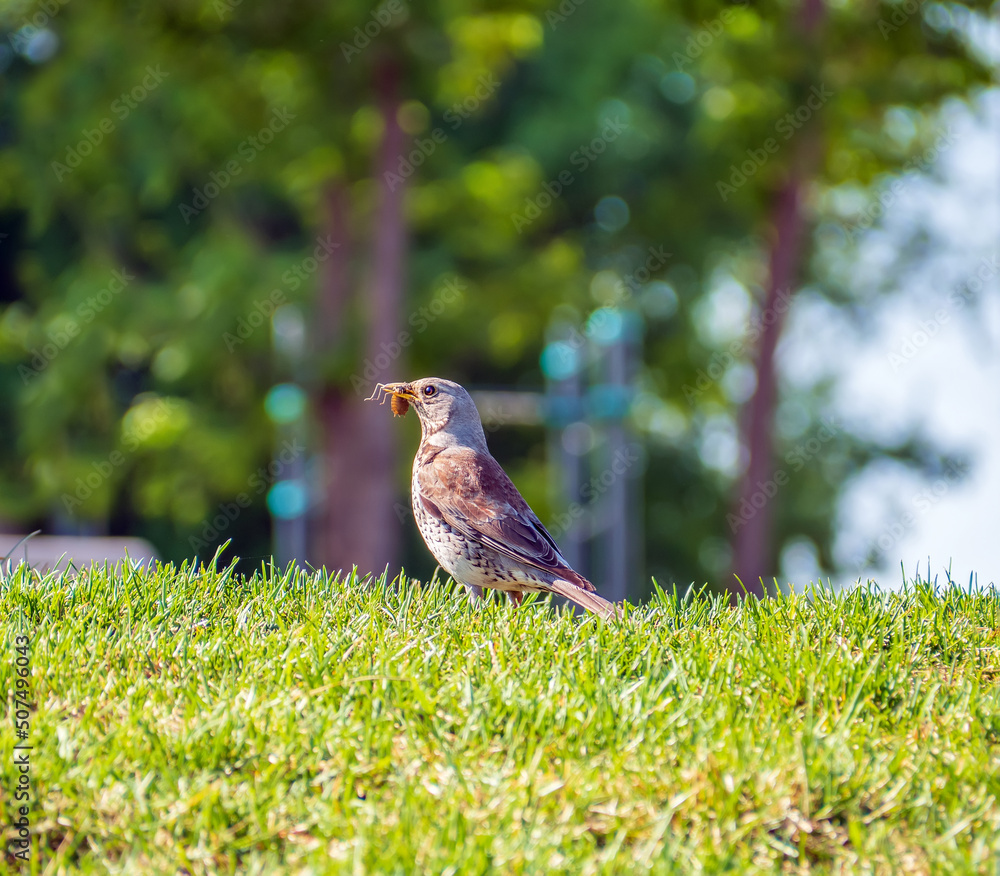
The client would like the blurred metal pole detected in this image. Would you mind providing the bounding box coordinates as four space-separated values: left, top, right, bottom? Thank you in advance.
588 307 642 603
542 328 586 572
555 369 584 571
273 446 307 566
603 331 629 604
269 305 309 567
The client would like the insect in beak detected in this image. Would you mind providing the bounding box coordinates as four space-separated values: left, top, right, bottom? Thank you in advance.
390 394 409 417
365 383 413 417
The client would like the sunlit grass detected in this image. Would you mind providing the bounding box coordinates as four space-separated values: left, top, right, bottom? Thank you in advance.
1 561 998 873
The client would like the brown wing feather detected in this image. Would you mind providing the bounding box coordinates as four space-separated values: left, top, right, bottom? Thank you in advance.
417 447 596 593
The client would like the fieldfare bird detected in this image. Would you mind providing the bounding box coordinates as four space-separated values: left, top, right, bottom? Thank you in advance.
368 378 620 620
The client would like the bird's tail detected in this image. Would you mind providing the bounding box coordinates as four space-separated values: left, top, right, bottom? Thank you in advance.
548 578 622 621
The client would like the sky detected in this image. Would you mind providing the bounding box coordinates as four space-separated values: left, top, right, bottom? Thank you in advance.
779 87 1000 591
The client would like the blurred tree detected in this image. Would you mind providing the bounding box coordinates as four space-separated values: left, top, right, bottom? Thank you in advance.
683 0 995 595
429 0 994 596
0 0 992 597
0 0 549 571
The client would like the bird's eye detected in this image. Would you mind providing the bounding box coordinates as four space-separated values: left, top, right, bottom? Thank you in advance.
422 385 437 397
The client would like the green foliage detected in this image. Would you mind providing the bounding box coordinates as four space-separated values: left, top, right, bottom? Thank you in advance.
2 563 999 872
0 0 993 584
0 0 548 561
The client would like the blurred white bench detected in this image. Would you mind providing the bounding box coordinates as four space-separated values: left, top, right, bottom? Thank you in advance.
0 534 158 573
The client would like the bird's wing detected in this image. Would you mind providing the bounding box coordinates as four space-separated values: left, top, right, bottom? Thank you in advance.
416 446 596 594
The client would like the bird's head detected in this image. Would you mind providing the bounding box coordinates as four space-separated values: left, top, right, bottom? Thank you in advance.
369 378 487 449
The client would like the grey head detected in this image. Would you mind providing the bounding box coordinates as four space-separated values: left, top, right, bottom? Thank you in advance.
374 377 488 451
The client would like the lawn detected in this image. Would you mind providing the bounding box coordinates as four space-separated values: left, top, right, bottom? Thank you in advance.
2 562 999 873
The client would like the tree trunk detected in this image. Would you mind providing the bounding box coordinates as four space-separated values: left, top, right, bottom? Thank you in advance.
729 179 805 597
728 0 825 599
316 184 351 350
314 183 360 573
314 63 406 579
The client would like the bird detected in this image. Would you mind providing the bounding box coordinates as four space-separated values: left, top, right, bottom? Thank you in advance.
367 378 620 620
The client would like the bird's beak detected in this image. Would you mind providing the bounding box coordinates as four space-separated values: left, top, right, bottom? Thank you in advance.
381 382 416 401
368 382 417 418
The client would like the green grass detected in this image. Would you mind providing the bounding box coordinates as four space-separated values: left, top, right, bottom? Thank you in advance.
1 562 999 874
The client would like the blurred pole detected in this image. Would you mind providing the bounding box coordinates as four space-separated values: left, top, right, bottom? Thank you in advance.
542 328 586 572
269 305 309 566
587 307 640 604
603 323 629 604
620 310 643 602
272 452 308 565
